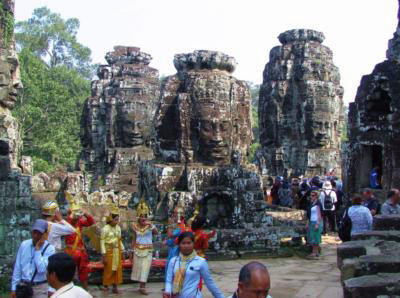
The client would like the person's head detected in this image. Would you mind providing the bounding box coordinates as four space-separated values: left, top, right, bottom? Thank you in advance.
388 189 400 204
139 214 147 225
362 189 373 200
47 253 76 289
322 181 332 190
31 219 48 245
107 214 119 226
238 261 271 298
352 194 363 205
191 216 206 231
310 190 319 202
41 200 59 221
177 231 195 256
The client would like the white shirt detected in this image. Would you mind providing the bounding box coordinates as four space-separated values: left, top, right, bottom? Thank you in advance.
50 282 92 298
319 189 337 211
47 220 76 251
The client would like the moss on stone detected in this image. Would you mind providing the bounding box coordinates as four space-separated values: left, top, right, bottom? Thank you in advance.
0 2 14 47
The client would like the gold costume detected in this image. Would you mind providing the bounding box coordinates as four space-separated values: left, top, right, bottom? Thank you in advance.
100 224 124 286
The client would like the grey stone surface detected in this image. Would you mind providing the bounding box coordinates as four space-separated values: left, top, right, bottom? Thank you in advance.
258 29 344 178
344 273 400 298
79 46 159 192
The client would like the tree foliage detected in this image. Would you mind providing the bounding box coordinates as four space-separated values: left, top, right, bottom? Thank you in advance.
15 7 93 78
13 8 91 173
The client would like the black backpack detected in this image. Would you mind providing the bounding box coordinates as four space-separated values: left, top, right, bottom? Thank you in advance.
323 191 334 210
338 208 352 242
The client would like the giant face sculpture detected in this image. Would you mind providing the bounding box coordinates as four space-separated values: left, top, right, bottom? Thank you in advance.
195 104 232 164
305 113 335 149
0 50 22 110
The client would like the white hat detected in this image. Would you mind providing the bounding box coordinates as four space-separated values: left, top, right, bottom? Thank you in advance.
323 181 332 190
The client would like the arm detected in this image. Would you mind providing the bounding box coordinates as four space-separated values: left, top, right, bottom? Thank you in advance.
200 260 224 298
164 257 176 294
100 226 107 255
34 243 55 274
11 243 23 291
81 214 95 227
131 229 137 249
366 208 373 230
316 205 322 227
152 225 158 236
50 220 76 237
319 193 324 209
381 204 389 215
119 226 124 251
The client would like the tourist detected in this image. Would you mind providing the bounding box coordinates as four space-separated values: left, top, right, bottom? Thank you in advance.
164 231 224 298
191 216 216 259
319 181 337 234
278 180 292 207
348 194 373 236
291 178 301 209
270 177 282 205
362 189 380 216
100 208 124 294
41 200 76 252
47 253 92 298
227 261 271 298
299 179 311 210
65 200 96 291
370 166 382 189
131 199 158 295
307 190 323 257
381 189 400 215
11 219 56 298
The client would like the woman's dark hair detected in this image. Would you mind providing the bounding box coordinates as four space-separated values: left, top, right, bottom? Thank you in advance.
107 213 119 224
191 216 206 231
47 253 76 283
352 194 363 205
177 231 195 244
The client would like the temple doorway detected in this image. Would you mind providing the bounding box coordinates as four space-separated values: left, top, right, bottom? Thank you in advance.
359 145 383 188
202 193 234 228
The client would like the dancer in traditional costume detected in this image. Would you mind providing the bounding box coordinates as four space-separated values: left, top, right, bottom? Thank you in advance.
191 216 216 259
65 194 96 291
131 198 158 295
100 205 124 294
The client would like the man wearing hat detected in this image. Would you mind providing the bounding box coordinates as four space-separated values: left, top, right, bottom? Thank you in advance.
65 198 95 291
42 200 75 252
11 219 56 298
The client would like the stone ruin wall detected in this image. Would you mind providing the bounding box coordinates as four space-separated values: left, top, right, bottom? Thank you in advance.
0 0 37 277
344 0 400 199
258 29 344 179
79 46 160 194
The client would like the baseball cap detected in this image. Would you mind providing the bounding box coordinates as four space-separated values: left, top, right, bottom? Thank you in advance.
32 219 48 233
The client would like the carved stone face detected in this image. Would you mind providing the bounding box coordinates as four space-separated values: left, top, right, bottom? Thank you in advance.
0 50 22 109
196 105 232 163
119 110 146 146
307 118 334 148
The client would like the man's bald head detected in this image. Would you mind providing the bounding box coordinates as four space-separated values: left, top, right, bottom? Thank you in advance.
238 261 270 298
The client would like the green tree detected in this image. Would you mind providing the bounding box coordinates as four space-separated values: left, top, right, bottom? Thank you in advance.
14 8 92 173
15 7 93 78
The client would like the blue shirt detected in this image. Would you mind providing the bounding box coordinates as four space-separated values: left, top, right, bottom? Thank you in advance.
370 170 380 188
165 255 224 298
348 205 373 235
11 239 55 291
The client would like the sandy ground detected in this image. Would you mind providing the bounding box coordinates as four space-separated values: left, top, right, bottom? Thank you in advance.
90 235 342 298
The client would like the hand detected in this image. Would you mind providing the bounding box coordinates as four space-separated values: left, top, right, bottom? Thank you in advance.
306 223 309 229
36 234 46 250
102 255 107 266
55 209 62 222
315 223 319 229
11 291 16 298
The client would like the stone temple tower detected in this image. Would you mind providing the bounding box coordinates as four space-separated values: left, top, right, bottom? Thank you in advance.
259 29 344 178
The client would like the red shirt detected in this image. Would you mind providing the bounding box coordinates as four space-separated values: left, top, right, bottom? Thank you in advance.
194 229 216 258
65 215 95 250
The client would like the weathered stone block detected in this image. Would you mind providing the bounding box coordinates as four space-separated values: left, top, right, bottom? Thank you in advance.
344 273 400 298
373 215 400 231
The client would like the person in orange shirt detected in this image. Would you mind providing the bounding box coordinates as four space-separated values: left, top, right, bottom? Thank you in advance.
65 203 95 291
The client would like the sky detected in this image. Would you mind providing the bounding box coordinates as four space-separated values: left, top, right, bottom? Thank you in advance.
15 0 398 104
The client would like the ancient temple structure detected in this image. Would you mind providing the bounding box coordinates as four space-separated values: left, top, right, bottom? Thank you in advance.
0 0 35 274
345 2 400 195
79 46 160 193
141 50 305 257
259 29 344 178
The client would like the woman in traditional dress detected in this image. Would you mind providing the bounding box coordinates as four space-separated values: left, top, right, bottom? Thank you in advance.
164 232 224 298
191 216 216 259
131 198 158 295
100 206 124 293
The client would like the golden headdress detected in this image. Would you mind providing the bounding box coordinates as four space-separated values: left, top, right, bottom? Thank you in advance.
42 200 59 216
65 192 83 216
105 203 120 223
136 196 150 218
188 203 200 225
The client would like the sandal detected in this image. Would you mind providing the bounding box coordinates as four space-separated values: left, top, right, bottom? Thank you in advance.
102 286 109 293
112 287 120 294
139 288 149 295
